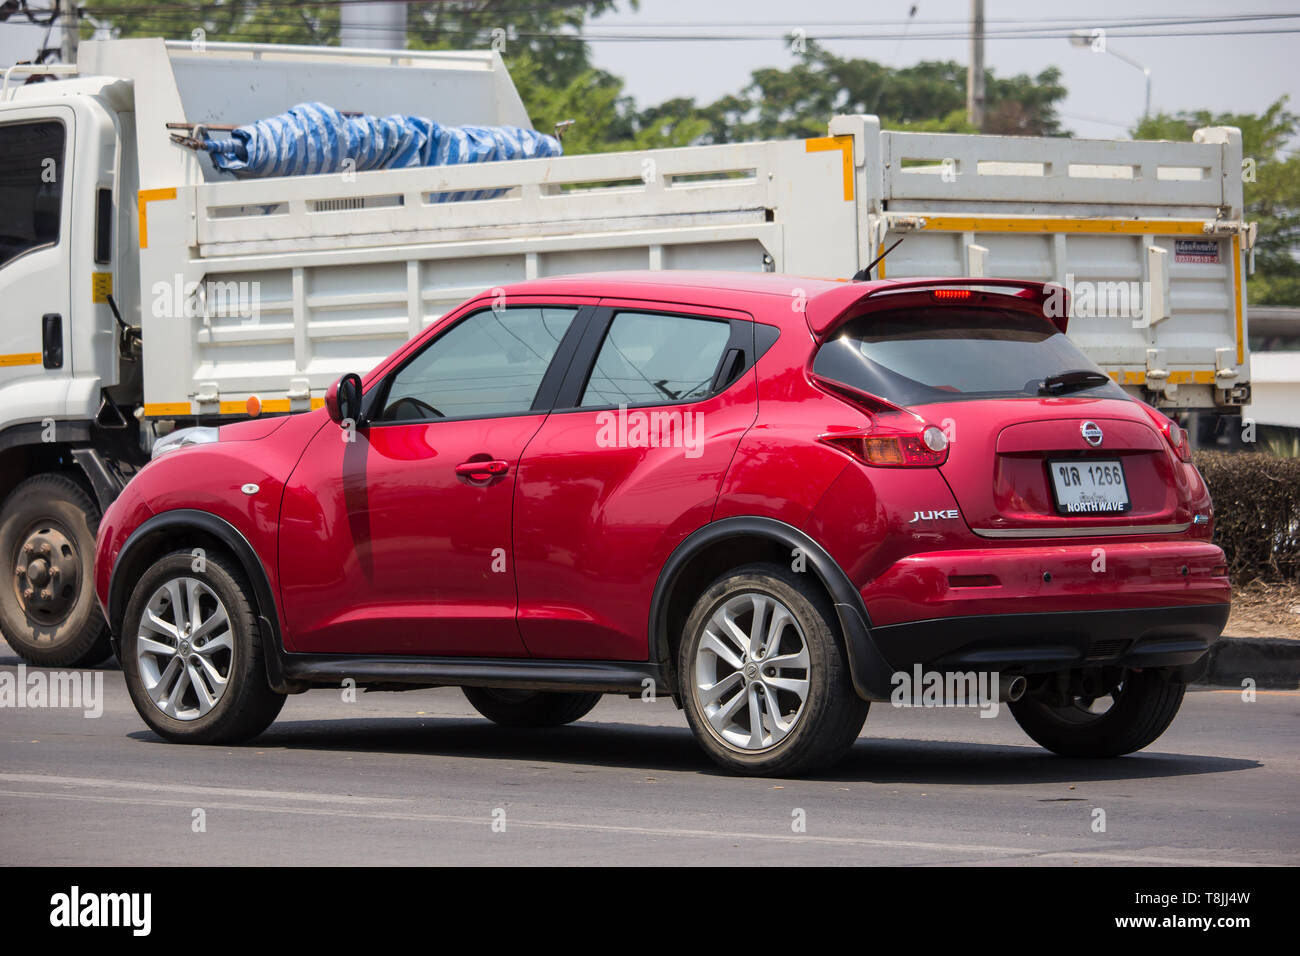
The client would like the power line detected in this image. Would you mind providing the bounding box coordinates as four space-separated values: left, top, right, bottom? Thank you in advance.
59 8 1300 42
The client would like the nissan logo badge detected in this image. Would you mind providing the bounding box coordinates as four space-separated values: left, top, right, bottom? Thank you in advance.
1080 421 1104 447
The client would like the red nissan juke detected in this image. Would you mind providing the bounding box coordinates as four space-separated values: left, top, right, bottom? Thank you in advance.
94 272 1230 775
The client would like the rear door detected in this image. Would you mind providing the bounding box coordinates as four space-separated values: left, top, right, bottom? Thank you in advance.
0 110 73 418
512 300 761 661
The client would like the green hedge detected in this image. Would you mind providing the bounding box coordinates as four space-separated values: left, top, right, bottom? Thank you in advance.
1194 450 1300 582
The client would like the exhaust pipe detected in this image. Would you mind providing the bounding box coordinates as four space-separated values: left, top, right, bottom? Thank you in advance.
998 675 1027 703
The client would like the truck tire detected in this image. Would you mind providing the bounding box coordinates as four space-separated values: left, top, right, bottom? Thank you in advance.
0 474 112 667
463 687 602 727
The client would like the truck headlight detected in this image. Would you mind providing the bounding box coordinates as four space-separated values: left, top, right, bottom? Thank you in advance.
151 426 220 460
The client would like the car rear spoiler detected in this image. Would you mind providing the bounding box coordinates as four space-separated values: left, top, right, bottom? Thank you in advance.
806 277 1068 340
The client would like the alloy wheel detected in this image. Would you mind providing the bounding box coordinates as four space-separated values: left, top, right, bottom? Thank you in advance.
693 591 811 752
136 577 234 720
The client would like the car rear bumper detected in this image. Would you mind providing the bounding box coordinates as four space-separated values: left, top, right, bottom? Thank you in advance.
860 540 1229 627
870 603 1230 675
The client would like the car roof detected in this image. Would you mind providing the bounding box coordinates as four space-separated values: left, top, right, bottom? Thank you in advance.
484 271 883 330
484 271 1054 336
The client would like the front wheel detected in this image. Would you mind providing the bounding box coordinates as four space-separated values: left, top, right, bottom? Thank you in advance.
678 563 869 776
120 550 285 743
1010 669 1186 758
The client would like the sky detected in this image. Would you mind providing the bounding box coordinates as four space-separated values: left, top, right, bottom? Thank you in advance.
583 0 1300 141
1 1 1297 143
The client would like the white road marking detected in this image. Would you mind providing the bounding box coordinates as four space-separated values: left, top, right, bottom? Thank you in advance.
0 772 402 805
0 784 1277 865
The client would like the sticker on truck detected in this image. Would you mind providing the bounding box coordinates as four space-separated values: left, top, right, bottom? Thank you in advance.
1174 239 1220 263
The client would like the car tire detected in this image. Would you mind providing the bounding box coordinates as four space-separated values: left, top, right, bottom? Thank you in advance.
462 687 602 727
1009 669 1186 758
678 563 869 776
120 550 285 743
0 474 112 668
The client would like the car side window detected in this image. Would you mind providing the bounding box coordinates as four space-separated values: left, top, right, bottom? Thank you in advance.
579 311 732 408
378 306 578 422
0 120 65 270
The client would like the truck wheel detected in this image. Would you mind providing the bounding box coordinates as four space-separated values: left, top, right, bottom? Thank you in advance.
463 687 601 727
0 474 112 667
120 550 285 743
1009 669 1186 758
678 563 870 776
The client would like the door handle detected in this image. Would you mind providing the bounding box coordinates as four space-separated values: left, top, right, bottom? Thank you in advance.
42 313 63 369
455 459 509 483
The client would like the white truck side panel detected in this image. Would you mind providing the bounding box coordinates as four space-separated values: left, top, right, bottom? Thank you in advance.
828 115 1251 409
138 137 856 415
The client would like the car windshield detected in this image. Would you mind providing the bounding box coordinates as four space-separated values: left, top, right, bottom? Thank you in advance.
813 305 1130 406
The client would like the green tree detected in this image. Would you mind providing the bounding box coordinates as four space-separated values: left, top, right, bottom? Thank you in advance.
685 41 1066 144
81 0 340 45
1135 99 1300 306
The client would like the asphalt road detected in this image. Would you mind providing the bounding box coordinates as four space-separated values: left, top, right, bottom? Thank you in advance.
2 639 1296 866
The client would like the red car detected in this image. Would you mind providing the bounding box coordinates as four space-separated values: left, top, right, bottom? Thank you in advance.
95 272 1229 775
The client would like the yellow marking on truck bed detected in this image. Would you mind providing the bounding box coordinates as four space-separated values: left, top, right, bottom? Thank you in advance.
914 216 1209 235
138 187 178 249
1108 370 1217 386
1232 233 1245 365
144 398 324 417
805 136 855 202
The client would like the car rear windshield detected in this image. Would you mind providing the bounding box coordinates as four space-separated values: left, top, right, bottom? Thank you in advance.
812 305 1130 406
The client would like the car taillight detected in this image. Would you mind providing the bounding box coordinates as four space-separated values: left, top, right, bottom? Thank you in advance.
821 420 949 467
1140 404 1192 462
932 289 972 300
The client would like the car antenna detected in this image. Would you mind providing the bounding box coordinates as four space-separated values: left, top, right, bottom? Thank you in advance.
851 236 905 281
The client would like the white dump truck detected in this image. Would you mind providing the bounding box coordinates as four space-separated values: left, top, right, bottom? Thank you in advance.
0 38 1255 666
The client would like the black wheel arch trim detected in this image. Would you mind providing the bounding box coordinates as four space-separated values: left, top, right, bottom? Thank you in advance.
649 516 896 701
107 508 301 691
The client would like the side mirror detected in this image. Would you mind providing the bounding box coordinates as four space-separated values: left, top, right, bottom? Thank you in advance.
325 373 363 427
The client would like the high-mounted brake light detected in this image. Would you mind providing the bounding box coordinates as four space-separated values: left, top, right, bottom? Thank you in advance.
821 420 949 467
931 289 973 300
1139 403 1191 462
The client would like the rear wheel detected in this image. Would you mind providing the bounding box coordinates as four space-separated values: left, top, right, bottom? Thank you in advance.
678 563 869 776
0 474 112 667
120 550 285 743
1010 668 1186 757
463 687 602 727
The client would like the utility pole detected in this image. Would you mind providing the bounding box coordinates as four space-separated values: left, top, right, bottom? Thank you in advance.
967 0 985 131
340 1 408 50
59 0 79 65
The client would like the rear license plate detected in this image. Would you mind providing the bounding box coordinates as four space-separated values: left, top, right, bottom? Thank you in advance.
1047 459 1130 515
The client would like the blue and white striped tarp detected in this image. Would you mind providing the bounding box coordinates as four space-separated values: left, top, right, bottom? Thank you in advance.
203 103 562 201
